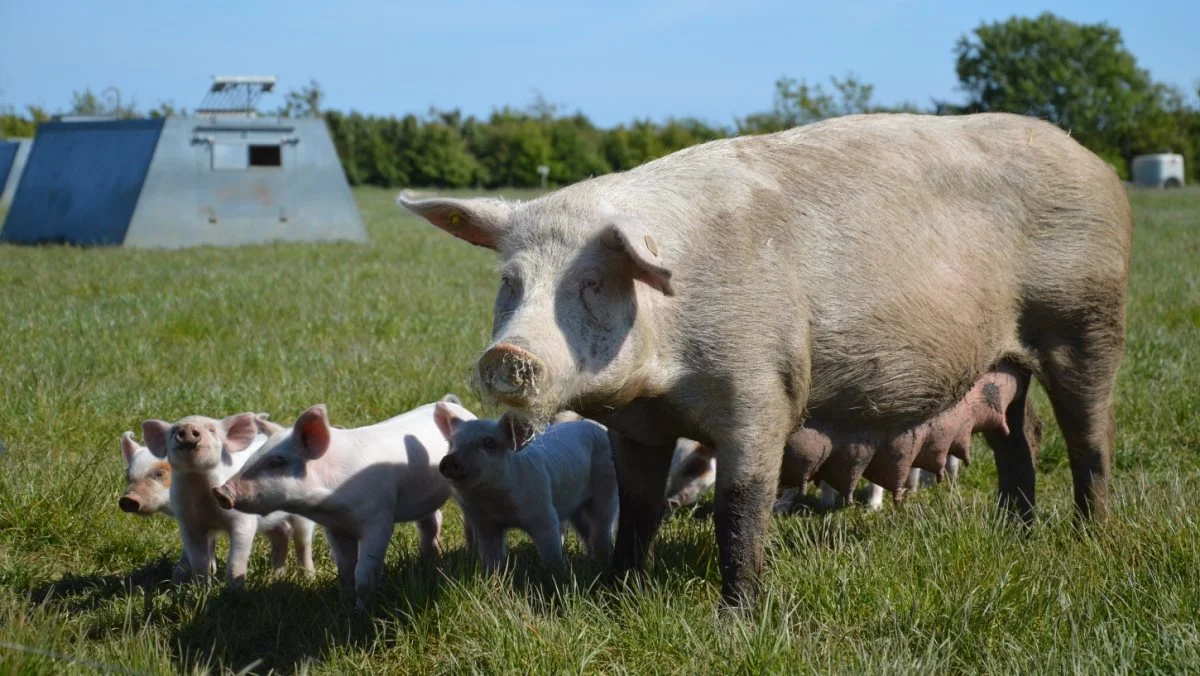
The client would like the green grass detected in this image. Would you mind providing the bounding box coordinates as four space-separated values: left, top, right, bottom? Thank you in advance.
1 186 1198 674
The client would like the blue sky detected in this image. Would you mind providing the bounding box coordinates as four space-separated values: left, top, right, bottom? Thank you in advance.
1 0 1196 128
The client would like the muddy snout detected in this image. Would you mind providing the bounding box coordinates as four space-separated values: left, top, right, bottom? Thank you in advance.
438 455 469 481
212 484 237 510
475 342 546 405
118 494 143 514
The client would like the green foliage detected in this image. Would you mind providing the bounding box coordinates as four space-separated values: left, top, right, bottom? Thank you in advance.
955 12 1197 179
738 73 921 134
278 78 325 118
1 187 1198 673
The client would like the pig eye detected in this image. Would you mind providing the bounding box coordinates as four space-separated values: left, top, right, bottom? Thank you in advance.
265 455 287 470
153 469 167 480
481 438 498 452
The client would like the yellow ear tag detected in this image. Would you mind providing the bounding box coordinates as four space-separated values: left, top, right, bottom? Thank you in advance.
448 211 462 228
643 233 660 257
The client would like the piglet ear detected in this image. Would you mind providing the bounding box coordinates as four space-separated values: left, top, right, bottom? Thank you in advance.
120 431 139 463
396 192 513 251
221 413 258 453
255 413 286 437
433 402 461 442
141 420 172 459
498 412 536 450
294 404 332 459
600 221 675 296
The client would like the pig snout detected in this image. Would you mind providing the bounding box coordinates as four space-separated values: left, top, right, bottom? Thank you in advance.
212 484 237 510
118 495 142 513
175 423 202 448
438 455 469 481
476 342 546 405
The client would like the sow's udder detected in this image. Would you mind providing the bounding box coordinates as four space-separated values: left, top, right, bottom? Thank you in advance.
782 363 1020 499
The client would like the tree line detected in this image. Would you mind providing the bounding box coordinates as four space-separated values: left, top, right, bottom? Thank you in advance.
3 13 1198 186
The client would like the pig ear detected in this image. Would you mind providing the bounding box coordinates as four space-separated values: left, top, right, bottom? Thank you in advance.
600 222 675 297
433 402 462 442
141 420 171 459
396 192 513 250
498 412 536 450
221 413 258 453
255 413 286 437
120 431 139 463
294 404 332 459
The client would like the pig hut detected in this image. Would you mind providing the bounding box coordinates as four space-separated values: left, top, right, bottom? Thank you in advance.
0 76 366 248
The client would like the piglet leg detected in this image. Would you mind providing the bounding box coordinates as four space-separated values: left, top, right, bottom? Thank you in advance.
416 510 443 560
176 524 213 584
528 511 566 569
292 517 316 577
225 518 257 588
353 523 395 613
326 527 358 600
473 525 507 574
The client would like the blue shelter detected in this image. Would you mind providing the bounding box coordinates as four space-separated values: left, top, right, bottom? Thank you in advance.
1 76 366 248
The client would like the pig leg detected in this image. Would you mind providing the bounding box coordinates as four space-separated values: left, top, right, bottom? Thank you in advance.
865 483 885 510
291 517 316 577
1030 296 1123 522
473 525 507 574
610 431 675 575
586 489 618 562
946 455 961 482
225 517 258 588
416 510 443 560
353 523 395 612
176 524 213 584
568 511 593 555
526 512 565 568
712 418 789 609
265 525 290 577
325 527 358 598
905 469 922 492
984 369 1038 525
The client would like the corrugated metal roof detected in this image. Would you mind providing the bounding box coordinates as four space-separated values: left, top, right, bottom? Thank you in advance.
1 119 165 246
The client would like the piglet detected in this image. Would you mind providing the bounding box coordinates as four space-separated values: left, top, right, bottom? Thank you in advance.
434 404 618 572
141 413 316 587
664 439 716 512
119 431 215 577
213 398 458 612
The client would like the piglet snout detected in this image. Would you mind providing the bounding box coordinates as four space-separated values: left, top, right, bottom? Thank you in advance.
175 423 202 447
439 455 468 481
118 495 142 513
212 485 236 510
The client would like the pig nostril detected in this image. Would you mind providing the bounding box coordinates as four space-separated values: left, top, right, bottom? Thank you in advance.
118 496 140 513
212 487 234 510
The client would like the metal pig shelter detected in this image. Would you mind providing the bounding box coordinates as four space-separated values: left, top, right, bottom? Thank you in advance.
1 77 366 248
0 138 33 210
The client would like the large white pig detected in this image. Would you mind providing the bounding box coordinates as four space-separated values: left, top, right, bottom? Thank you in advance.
141 413 316 587
400 112 1130 607
433 402 618 572
213 398 459 612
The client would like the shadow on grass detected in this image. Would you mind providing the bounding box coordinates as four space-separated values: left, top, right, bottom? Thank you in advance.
29 555 177 617
170 555 448 673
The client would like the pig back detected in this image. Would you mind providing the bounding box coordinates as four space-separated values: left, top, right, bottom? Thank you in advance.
584 112 1128 426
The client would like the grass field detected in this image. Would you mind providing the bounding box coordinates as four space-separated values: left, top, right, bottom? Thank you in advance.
1 186 1198 674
